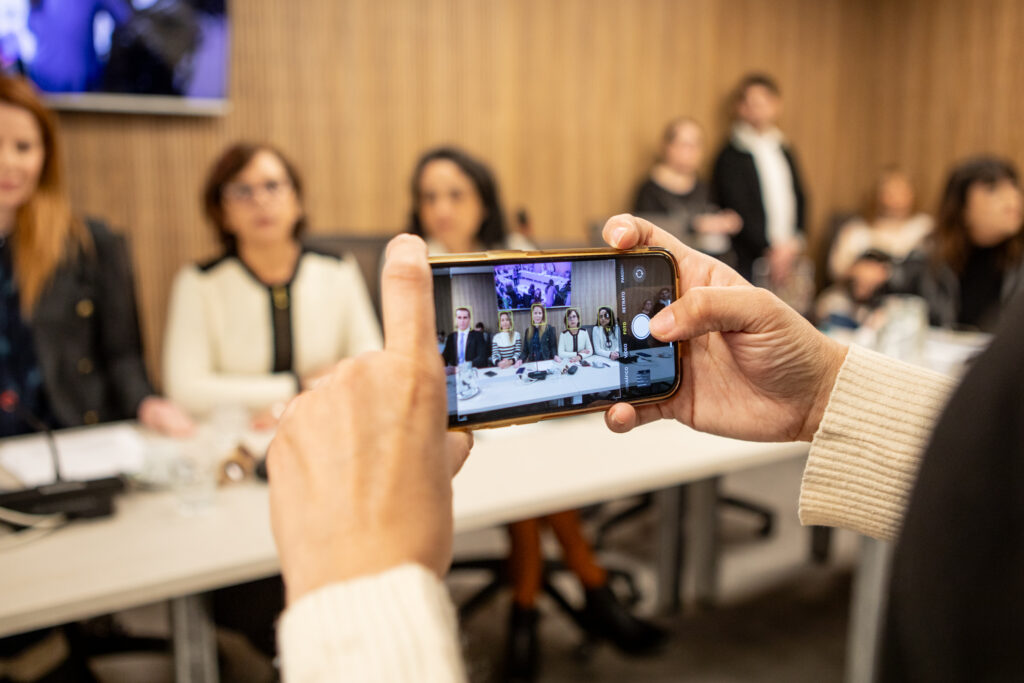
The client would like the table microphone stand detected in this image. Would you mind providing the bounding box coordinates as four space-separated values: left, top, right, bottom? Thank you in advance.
0 391 123 520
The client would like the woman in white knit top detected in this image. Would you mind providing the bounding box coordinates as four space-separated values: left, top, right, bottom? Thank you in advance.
490 310 522 368
163 143 381 426
556 308 592 362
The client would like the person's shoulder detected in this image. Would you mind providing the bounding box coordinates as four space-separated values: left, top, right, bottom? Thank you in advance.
81 217 126 258
714 140 746 160
191 253 245 282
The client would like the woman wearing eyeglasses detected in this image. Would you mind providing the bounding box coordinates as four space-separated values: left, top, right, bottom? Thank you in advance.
163 143 382 428
162 142 382 661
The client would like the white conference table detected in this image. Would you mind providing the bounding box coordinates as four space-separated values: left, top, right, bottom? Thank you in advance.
454 351 675 416
0 413 809 683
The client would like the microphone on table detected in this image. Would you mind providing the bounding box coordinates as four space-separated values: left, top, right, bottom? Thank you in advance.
0 390 123 520
1 389 64 482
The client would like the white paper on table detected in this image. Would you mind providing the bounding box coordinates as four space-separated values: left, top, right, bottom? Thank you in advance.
0 423 146 488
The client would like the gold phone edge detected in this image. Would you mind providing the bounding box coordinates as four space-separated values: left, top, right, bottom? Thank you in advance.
432 247 682 432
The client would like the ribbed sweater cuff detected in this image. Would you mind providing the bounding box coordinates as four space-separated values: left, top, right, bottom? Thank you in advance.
799 345 956 541
278 564 466 683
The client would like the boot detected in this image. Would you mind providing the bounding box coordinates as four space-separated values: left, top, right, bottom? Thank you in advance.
504 604 539 682
580 584 668 655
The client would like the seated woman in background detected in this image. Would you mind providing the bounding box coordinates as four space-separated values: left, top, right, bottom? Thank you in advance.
0 75 193 440
828 166 933 284
163 142 381 428
592 306 621 359
522 302 559 363
896 157 1024 332
557 307 592 362
163 143 381 662
491 310 522 368
632 116 741 263
0 73 193 682
407 146 664 682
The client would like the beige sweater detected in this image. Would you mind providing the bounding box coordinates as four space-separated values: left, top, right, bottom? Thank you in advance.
278 344 956 682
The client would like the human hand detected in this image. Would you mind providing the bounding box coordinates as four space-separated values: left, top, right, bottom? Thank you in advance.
610 351 620 360
498 359 514 369
602 215 847 443
694 210 743 235
553 355 562 363
250 403 285 431
267 235 473 604
300 365 334 391
137 396 195 438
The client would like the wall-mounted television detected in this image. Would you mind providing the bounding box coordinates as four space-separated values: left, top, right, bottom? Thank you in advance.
494 262 572 310
0 0 229 116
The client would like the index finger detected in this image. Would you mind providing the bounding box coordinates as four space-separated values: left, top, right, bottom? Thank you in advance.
381 234 437 357
602 214 747 290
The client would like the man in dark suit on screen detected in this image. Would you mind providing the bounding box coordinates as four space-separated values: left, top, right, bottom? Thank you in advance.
442 307 488 373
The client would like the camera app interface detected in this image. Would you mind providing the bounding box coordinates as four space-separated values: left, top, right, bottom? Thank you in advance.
433 254 677 426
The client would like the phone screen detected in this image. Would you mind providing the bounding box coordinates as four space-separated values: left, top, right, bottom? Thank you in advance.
432 250 679 428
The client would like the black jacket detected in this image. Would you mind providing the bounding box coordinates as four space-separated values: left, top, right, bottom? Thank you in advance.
710 140 807 280
882 289 1024 680
30 220 152 427
521 325 558 362
442 330 489 368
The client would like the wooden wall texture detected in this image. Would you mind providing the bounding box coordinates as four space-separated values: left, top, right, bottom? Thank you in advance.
52 0 1021 384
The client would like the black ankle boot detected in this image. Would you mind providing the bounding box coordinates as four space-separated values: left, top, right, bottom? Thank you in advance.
580 584 668 655
504 604 539 683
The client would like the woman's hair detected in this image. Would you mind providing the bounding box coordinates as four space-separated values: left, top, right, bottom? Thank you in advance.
407 146 508 250
596 306 616 344
563 307 581 330
524 303 548 344
201 142 306 252
498 310 513 332
0 75 88 315
933 156 1023 274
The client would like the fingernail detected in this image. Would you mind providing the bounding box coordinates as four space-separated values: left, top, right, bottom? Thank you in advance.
612 226 629 245
650 309 675 336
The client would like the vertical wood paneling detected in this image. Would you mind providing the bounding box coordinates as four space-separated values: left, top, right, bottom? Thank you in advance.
53 0 1018 384
870 0 1024 220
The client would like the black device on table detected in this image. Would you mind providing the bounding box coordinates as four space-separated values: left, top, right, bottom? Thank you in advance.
431 247 680 429
0 391 123 520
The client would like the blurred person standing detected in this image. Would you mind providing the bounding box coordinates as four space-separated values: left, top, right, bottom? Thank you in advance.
710 73 808 291
633 116 741 265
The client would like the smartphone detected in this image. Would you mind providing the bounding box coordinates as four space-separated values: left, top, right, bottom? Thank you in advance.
431 247 681 430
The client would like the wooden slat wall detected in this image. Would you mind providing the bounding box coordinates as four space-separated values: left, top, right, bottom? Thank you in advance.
56 0 1019 385
869 0 1024 217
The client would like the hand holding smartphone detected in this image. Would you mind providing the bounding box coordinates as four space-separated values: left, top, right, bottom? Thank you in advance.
431 247 681 429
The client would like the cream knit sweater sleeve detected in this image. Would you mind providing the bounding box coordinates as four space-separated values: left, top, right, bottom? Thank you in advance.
278 564 466 683
799 345 957 541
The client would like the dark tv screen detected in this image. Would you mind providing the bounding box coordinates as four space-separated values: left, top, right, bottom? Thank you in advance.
0 0 229 115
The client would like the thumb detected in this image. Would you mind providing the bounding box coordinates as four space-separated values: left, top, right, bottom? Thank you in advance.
649 286 788 341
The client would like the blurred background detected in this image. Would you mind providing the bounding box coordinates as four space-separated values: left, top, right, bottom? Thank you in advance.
33 0 1021 383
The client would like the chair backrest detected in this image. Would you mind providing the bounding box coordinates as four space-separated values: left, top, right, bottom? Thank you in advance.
302 233 393 321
